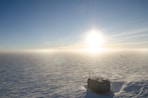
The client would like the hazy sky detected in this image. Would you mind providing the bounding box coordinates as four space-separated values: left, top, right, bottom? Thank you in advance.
0 0 148 51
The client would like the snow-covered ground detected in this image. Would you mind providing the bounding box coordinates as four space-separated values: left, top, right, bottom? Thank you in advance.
0 51 148 98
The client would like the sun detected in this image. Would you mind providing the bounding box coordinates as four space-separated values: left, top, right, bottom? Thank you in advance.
85 29 105 52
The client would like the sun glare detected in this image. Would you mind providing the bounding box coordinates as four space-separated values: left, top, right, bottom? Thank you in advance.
85 29 105 52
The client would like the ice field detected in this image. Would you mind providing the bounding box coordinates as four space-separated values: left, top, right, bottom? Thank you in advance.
0 51 148 98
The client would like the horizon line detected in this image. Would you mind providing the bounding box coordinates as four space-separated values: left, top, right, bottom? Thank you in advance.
0 48 148 53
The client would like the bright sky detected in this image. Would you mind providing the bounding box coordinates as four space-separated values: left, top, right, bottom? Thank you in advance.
0 0 148 51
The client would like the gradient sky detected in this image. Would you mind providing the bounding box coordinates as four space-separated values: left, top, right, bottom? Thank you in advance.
0 0 148 51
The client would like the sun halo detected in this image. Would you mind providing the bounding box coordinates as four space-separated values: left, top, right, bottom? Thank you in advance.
84 29 105 53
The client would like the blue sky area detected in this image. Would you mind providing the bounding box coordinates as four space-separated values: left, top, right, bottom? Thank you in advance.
0 0 148 51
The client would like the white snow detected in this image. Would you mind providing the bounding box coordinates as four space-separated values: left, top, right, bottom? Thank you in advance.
0 51 148 98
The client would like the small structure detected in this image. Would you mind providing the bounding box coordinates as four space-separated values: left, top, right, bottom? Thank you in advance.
87 77 111 95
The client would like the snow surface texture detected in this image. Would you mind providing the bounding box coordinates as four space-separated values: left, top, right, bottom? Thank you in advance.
0 52 148 98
